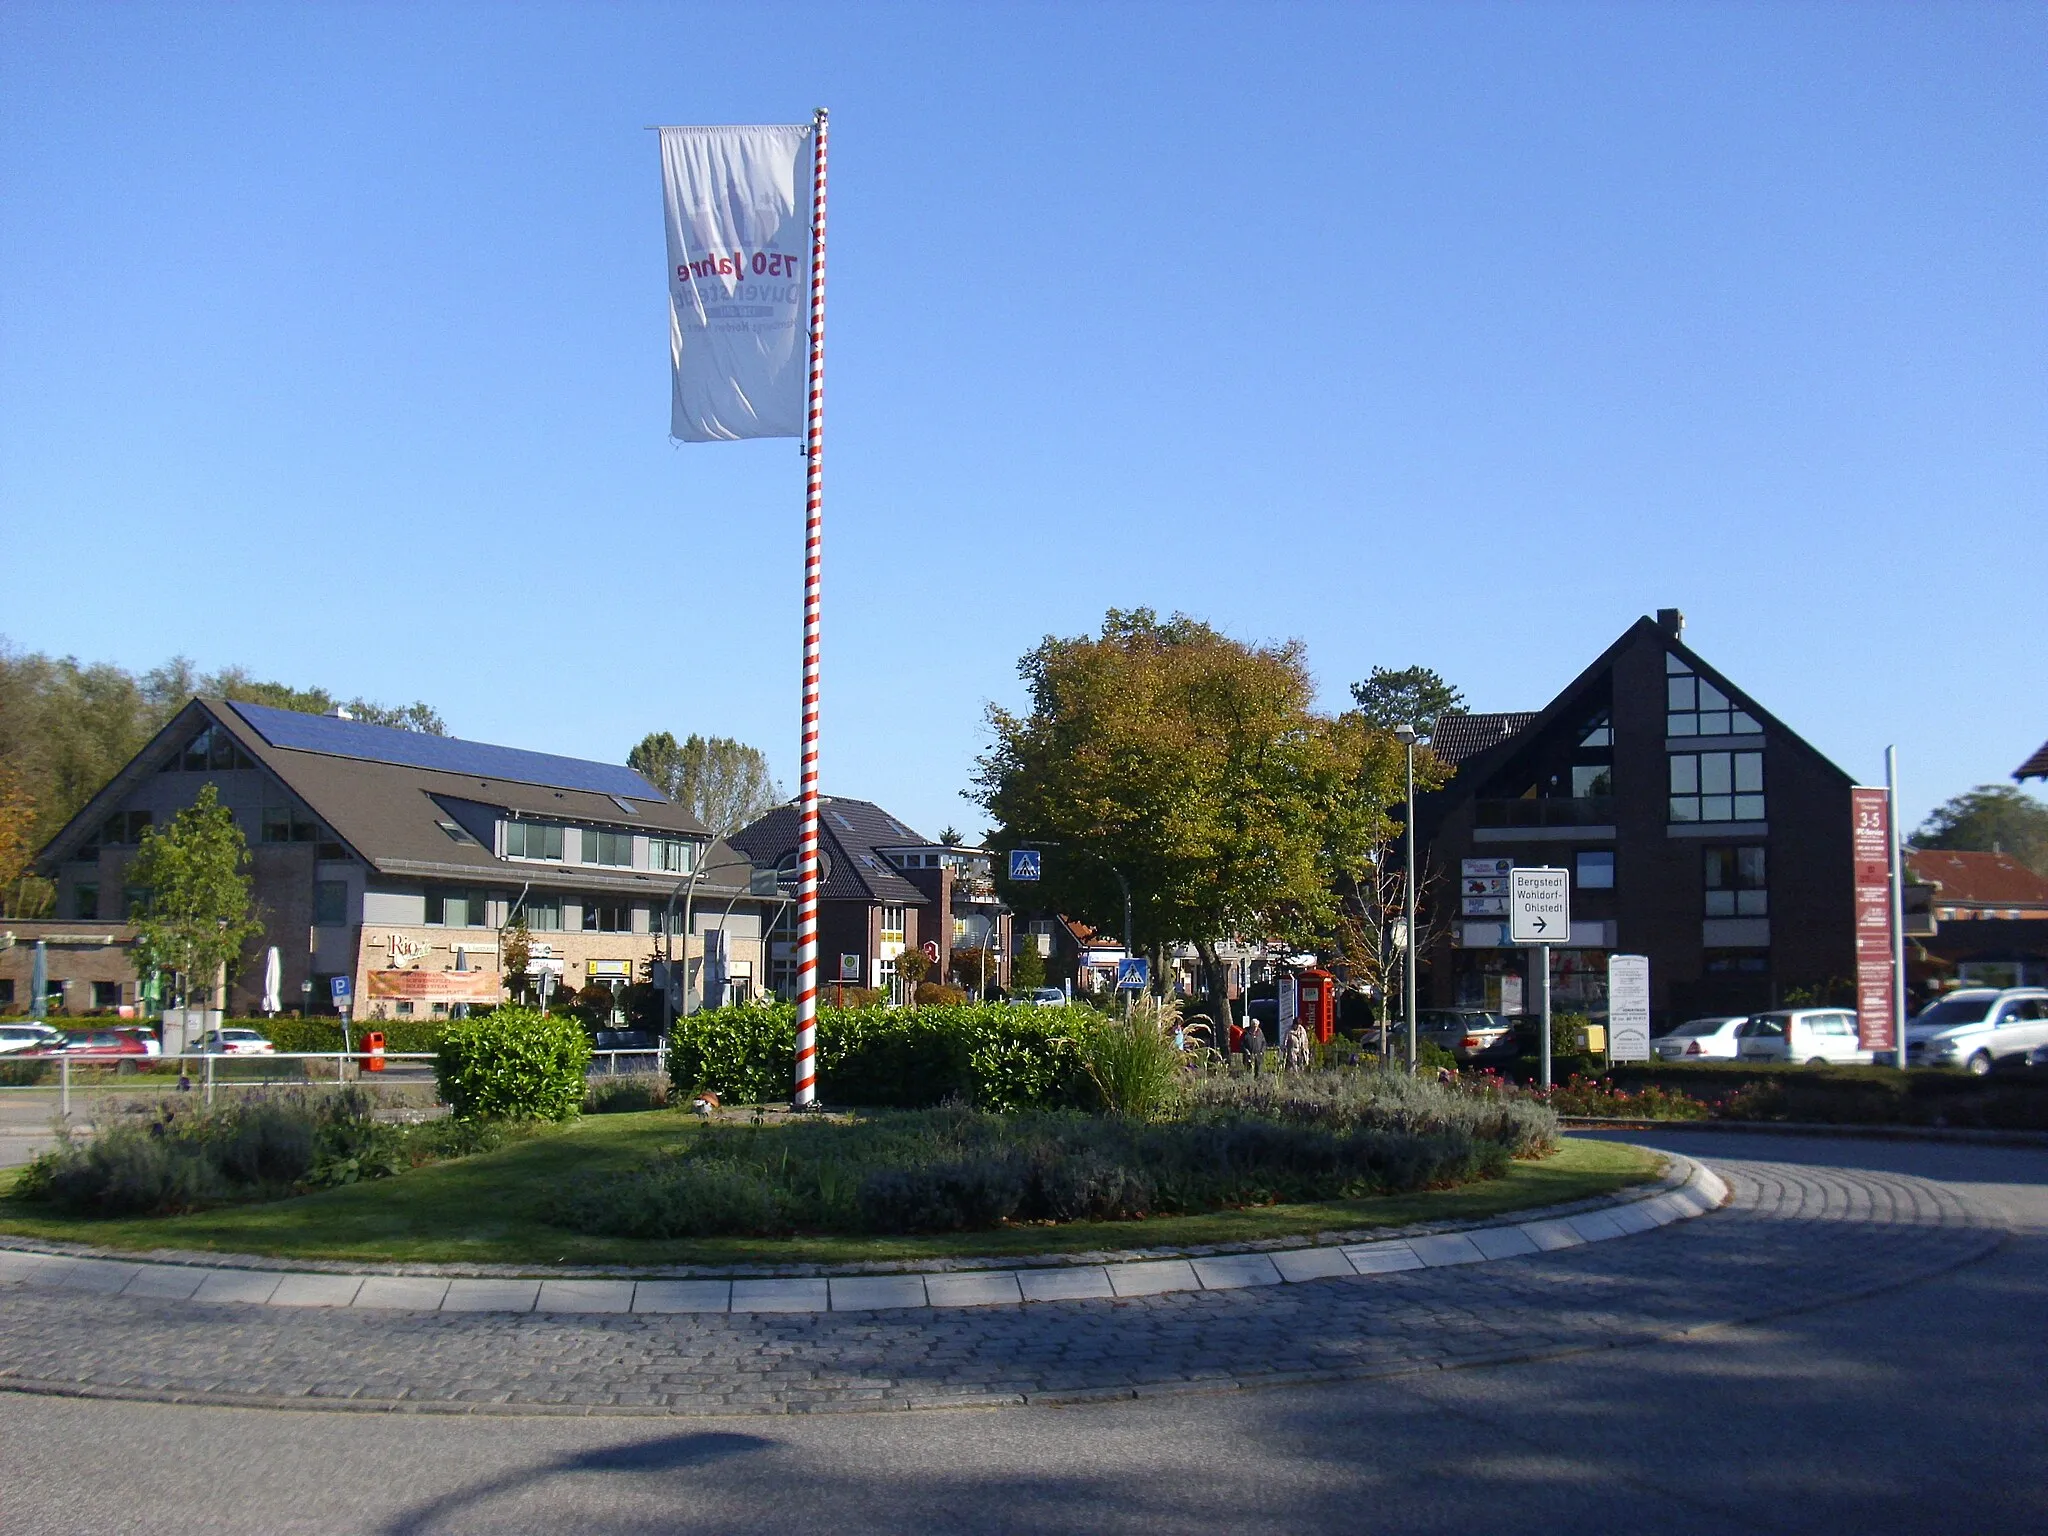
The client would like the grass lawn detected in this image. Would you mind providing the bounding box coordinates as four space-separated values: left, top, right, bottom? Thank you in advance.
0 1113 1659 1270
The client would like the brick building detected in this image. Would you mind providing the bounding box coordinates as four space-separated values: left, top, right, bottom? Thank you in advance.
1415 610 1858 1029
11 699 772 1022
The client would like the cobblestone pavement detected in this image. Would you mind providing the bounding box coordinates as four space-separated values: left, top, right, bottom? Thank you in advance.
0 1155 2001 1417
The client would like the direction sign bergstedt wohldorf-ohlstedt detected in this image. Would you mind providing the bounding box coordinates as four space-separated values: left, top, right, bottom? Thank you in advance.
1509 867 1571 945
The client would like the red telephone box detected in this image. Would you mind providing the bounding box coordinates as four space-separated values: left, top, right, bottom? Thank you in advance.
1297 968 1337 1045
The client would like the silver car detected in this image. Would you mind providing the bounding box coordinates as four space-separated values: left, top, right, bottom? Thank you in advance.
1905 988 2048 1074
1735 1009 1871 1066
1652 1015 1748 1061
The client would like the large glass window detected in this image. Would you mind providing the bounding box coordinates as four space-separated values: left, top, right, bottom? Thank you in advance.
313 881 348 925
649 837 696 874
1666 654 1761 738
1575 851 1615 890
583 901 632 933
1704 846 1768 916
73 883 99 920
881 905 907 944
424 887 486 927
1670 751 1765 822
262 803 320 843
176 725 255 772
516 895 562 931
585 829 634 867
504 821 565 861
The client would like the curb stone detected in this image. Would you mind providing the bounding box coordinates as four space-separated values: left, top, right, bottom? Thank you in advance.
0 1157 1724 1317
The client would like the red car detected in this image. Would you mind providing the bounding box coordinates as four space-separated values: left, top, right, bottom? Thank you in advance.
62 1027 156 1064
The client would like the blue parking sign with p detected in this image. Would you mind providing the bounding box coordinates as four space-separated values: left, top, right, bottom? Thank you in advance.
1008 849 1042 882
1117 957 1149 990
330 975 352 1003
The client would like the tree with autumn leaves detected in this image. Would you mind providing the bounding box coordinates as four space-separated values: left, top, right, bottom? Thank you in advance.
974 609 1422 1038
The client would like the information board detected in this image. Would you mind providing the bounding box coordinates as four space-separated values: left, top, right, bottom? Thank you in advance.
1607 954 1651 1062
1851 786 1897 1052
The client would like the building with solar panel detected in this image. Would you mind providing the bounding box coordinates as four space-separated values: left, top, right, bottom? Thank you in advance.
15 699 777 1024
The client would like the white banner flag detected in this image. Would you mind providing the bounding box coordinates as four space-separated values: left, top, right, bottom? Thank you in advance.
660 124 817 442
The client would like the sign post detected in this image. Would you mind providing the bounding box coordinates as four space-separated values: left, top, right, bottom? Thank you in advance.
1608 954 1651 1064
1509 868 1571 1090
1851 781 1901 1062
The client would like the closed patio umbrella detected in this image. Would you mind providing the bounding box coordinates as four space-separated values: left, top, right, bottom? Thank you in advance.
262 947 282 1015
31 940 47 1018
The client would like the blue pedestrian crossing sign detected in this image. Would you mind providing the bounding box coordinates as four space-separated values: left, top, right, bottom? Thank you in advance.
1116 957 1149 991
1008 849 1042 882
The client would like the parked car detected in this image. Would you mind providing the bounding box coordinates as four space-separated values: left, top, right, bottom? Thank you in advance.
592 1028 659 1052
193 1028 276 1056
1735 1009 1871 1066
61 1027 154 1064
0 1022 67 1056
1904 988 2048 1075
1417 1009 1512 1062
1028 988 1068 1008
1652 1016 1749 1061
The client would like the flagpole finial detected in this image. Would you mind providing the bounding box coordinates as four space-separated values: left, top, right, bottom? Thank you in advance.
814 107 828 123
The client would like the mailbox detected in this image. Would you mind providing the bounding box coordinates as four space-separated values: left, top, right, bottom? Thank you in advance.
362 1030 386 1072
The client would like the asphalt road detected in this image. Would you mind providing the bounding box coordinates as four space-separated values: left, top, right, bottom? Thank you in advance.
3 1129 2043 1535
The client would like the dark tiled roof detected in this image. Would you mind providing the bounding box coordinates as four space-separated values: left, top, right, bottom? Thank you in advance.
2016 738 2048 781
1429 711 1539 767
728 797 930 906
1906 848 2048 908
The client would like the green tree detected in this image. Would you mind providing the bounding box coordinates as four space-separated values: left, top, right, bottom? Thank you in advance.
501 912 533 1004
1010 932 1047 992
975 609 1403 1036
1916 784 2048 876
627 731 783 832
895 944 932 1004
203 667 446 733
1348 666 1464 734
125 784 263 1007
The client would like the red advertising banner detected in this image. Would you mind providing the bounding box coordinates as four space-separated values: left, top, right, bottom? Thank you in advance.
1850 787 1896 1052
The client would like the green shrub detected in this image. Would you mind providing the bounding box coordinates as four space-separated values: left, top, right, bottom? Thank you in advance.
666 1002 1097 1111
252 1018 453 1054
914 982 968 1005
587 1073 669 1114
1079 998 1186 1119
434 1007 591 1121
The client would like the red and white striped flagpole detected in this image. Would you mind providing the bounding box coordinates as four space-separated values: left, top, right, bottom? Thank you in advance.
793 107 828 1108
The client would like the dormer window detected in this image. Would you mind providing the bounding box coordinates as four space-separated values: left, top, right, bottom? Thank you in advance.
504 820 565 860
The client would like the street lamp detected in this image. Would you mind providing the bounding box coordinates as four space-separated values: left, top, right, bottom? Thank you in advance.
1392 724 1429 1075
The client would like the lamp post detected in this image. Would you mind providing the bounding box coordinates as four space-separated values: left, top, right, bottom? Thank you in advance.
1392 724 1428 1075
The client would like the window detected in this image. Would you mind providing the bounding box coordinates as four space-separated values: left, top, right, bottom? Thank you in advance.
92 981 121 1010
314 881 349 925
881 905 907 944
394 1000 415 1017
583 902 632 933
649 836 696 874
122 885 149 919
1704 845 1768 916
436 819 479 846
879 955 899 1004
1666 654 1761 738
0 980 12 1007
101 810 153 846
1575 851 1615 890
516 895 562 931
426 888 488 927
1571 765 1613 798
1670 752 1765 823
504 821 565 860
262 803 320 843
73 884 99 920
175 725 255 772
585 829 634 867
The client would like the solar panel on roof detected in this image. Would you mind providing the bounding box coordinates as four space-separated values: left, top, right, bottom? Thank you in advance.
226 701 666 800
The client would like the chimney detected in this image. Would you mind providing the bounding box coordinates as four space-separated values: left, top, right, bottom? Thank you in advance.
1656 608 1685 641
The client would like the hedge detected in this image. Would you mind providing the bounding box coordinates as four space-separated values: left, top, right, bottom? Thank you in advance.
1602 1061 2048 1131
667 1002 1102 1111
434 1007 591 1121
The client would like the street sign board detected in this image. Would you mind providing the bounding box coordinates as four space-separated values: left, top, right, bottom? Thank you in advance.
1608 954 1651 1062
1462 857 1513 879
1508 868 1571 944
1850 786 1897 1053
1116 957 1149 991
330 975 353 1003
1008 849 1042 882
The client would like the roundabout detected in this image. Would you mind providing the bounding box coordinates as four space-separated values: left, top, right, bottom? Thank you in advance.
0 1146 1999 1417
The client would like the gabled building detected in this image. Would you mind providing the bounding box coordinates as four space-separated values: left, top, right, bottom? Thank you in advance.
1903 847 2048 995
728 798 1012 1001
14 699 771 1023
1416 610 1857 1027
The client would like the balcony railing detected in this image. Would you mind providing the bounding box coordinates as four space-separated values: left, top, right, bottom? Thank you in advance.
1474 796 1616 829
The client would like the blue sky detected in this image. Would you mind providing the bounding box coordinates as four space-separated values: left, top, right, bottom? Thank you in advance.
3 2 2042 837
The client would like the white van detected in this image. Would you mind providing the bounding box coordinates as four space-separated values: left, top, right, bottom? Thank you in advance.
1735 1009 1871 1066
